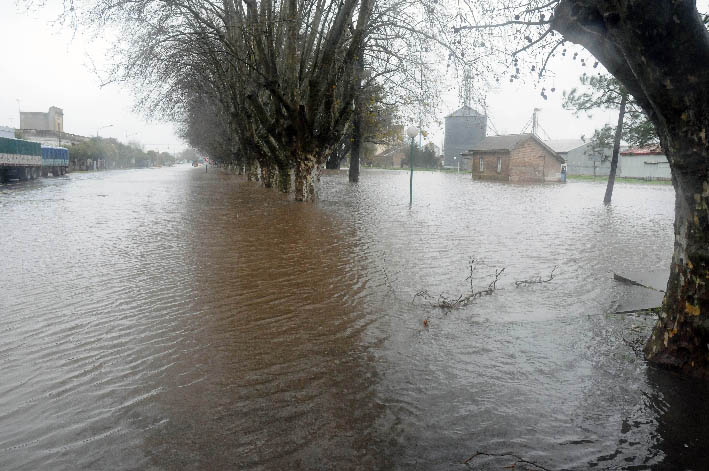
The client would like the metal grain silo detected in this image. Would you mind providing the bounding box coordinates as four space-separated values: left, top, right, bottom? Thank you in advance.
443 106 487 169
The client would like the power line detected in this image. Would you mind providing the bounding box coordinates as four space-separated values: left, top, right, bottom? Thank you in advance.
520 116 533 134
536 123 552 141
487 116 500 136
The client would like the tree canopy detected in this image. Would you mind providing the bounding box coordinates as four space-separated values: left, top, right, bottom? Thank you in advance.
64 0 469 199
564 74 658 149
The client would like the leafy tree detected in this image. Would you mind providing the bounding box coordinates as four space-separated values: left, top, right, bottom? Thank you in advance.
326 84 402 170
401 142 438 169
177 148 199 163
563 73 658 203
68 137 172 169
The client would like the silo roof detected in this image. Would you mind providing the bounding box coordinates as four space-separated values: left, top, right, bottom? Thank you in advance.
445 105 485 118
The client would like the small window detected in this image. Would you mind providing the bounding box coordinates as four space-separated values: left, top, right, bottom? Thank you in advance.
479 157 484 172
497 157 502 173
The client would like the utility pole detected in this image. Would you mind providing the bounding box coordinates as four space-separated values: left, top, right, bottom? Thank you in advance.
532 108 541 136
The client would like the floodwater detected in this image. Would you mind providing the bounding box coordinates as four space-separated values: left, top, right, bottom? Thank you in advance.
1 166 707 470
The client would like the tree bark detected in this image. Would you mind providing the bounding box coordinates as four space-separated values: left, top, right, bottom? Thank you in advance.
261 162 276 188
604 93 628 205
325 147 341 169
349 53 364 183
277 166 291 193
294 157 316 201
246 160 259 182
553 0 709 377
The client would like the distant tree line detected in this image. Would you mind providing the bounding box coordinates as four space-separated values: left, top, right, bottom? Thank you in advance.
400 143 439 169
69 138 175 169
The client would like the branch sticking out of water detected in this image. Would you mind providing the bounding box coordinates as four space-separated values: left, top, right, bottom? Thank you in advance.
413 259 505 311
514 266 558 287
613 306 661 316
463 451 551 471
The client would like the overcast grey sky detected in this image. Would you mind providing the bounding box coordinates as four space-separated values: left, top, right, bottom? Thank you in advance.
0 1 633 154
0 2 184 152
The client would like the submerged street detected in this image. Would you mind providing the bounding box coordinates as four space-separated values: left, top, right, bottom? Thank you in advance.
1 166 707 469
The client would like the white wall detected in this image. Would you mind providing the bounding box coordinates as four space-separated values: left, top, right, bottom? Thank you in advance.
618 154 671 180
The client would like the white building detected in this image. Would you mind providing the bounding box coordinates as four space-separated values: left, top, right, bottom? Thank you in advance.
619 146 671 180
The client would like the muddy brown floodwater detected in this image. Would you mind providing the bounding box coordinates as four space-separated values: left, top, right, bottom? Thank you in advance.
1 166 708 470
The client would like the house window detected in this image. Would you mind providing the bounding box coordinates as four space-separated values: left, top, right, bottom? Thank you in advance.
497 157 502 173
479 157 484 172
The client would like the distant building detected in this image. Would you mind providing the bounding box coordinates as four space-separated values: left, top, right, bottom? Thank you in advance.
0 126 14 139
16 106 87 148
443 105 487 169
17 129 88 148
545 139 613 177
371 147 406 168
20 106 64 132
545 139 585 161
464 133 565 183
619 146 671 180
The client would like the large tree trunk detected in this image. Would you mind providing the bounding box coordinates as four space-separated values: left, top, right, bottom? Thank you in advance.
294 157 317 201
604 93 628 204
644 162 709 376
277 166 291 193
325 148 341 169
246 159 259 182
349 45 364 183
260 162 276 188
553 0 709 377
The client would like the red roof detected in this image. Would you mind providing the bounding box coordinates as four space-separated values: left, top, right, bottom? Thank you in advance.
621 145 663 155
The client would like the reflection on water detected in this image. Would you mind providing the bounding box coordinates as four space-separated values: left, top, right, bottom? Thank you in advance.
0 167 705 470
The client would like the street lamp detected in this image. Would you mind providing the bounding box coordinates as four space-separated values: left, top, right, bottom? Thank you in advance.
97 124 113 137
406 125 419 206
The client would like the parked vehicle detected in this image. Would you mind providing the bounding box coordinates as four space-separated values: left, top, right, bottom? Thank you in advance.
0 136 69 182
40 146 69 177
0 136 42 182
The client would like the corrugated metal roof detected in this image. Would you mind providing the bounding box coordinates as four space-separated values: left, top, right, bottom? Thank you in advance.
621 145 663 155
544 139 585 153
445 105 485 118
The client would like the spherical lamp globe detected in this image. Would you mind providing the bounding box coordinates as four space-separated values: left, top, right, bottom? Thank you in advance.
406 126 419 139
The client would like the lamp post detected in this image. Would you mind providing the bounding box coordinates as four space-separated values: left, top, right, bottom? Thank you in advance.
406 125 419 206
96 124 113 137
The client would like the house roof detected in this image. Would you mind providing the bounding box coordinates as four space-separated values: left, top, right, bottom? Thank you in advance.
464 133 565 163
621 145 663 155
445 105 485 118
374 147 401 158
467 134 530 151
544 139 586 153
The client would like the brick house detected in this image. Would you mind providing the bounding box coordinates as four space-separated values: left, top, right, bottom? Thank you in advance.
371 146 406 168
463 133 566 182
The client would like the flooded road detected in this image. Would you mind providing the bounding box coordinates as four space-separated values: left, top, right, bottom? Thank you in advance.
1 166 707 470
